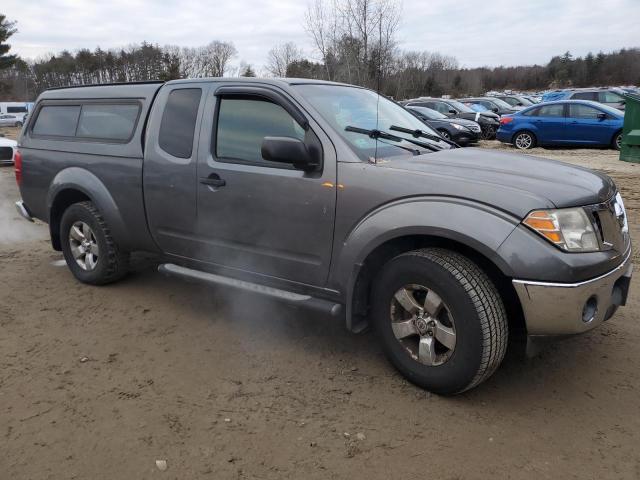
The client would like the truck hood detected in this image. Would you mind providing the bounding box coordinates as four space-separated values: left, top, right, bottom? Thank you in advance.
377 147 616 218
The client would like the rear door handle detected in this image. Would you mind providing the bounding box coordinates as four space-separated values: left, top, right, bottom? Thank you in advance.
200 174 226 188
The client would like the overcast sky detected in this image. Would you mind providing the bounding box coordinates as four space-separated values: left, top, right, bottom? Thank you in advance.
3 0 639 71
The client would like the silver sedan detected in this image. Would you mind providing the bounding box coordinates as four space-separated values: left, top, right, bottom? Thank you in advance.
0 114 23 127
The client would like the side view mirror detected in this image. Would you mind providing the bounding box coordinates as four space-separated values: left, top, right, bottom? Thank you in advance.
517 103 524 106
261 136 319 172
492 107 499 113
597 112 607 120
449 109 457 115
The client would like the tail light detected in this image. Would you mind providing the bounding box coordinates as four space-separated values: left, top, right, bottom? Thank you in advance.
500 117 514 125
14 149 22 186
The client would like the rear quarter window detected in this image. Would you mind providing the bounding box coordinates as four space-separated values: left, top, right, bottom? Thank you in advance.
159 88 202 158
32 105 81 137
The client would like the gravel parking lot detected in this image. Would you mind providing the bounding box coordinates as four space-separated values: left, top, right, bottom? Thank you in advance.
1 126 639 479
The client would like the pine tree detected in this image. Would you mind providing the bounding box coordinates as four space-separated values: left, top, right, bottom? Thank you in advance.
0 14 18 71
241 65 256 77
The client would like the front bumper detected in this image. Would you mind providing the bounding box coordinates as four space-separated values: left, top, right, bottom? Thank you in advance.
513 250 633 336
452 132 479 146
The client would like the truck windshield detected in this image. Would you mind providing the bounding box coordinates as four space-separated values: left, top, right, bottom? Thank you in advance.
295 84 450 162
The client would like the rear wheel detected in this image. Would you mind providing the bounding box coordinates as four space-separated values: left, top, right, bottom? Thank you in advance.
513 130 536 150
612 131 622 151
60 201 129 285
371 248 508 395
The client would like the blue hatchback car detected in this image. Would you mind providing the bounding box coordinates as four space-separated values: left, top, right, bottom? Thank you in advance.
496 100 624 150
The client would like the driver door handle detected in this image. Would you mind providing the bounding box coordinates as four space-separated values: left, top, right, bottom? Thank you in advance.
200 173 226 188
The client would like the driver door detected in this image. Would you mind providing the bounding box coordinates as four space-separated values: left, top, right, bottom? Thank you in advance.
194 85 337 287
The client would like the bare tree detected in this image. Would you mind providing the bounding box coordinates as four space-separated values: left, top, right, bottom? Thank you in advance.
202 41 237 77
303 0 400 86
266 42 304 77
304 0 338 79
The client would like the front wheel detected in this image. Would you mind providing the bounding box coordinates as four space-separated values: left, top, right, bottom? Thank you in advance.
60 201 129 285
513 130 536 150
371 248 508 395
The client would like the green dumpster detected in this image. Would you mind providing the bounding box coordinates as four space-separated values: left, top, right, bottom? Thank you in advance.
620 92 640 163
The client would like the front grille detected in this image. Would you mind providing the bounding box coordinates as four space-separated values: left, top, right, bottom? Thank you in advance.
585 194 630 253
0 146 14 161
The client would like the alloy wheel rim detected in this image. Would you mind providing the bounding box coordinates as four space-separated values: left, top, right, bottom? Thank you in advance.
616 134 622 149
390 284 456 366
515 133 532 149
441 131 450 139
69 221 99 271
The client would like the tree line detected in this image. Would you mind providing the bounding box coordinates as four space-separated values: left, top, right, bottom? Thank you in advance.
1 5 639 102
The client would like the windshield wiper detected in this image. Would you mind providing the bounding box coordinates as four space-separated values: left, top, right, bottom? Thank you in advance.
376 139 421 156
389 125 459 148
345 126 441 153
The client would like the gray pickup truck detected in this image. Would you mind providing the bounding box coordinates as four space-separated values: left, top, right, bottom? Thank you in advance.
14 78 632 395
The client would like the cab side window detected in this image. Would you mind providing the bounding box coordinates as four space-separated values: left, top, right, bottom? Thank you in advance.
215 97 305 166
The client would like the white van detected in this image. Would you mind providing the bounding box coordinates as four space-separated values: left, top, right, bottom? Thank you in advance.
0 102 30 122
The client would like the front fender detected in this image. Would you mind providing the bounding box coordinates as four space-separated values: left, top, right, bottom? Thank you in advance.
47 167 132 250
331 197 521 330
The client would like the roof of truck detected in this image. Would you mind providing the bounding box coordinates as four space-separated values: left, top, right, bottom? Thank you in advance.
165 77 362 88
38 78 364 101
40 81 164 100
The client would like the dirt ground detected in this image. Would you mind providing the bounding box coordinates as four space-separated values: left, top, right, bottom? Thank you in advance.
1 126 640 479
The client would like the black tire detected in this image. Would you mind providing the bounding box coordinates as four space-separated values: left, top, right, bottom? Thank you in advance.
481 125 496 140
371 248 508 395
513 130 536 150
60 201 129 285
612 131 622 151
437 129 451 140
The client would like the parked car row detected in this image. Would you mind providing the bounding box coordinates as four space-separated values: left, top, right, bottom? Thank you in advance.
402 85 632 152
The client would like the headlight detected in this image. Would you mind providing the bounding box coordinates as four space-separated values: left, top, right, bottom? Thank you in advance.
452 123 468 131
523 208 599 252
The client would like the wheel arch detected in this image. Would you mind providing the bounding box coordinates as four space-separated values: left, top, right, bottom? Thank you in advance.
47 167 130 251
347 233 526 339
334 198 525 336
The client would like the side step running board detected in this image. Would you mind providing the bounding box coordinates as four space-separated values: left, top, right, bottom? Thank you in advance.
158 263 343 317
